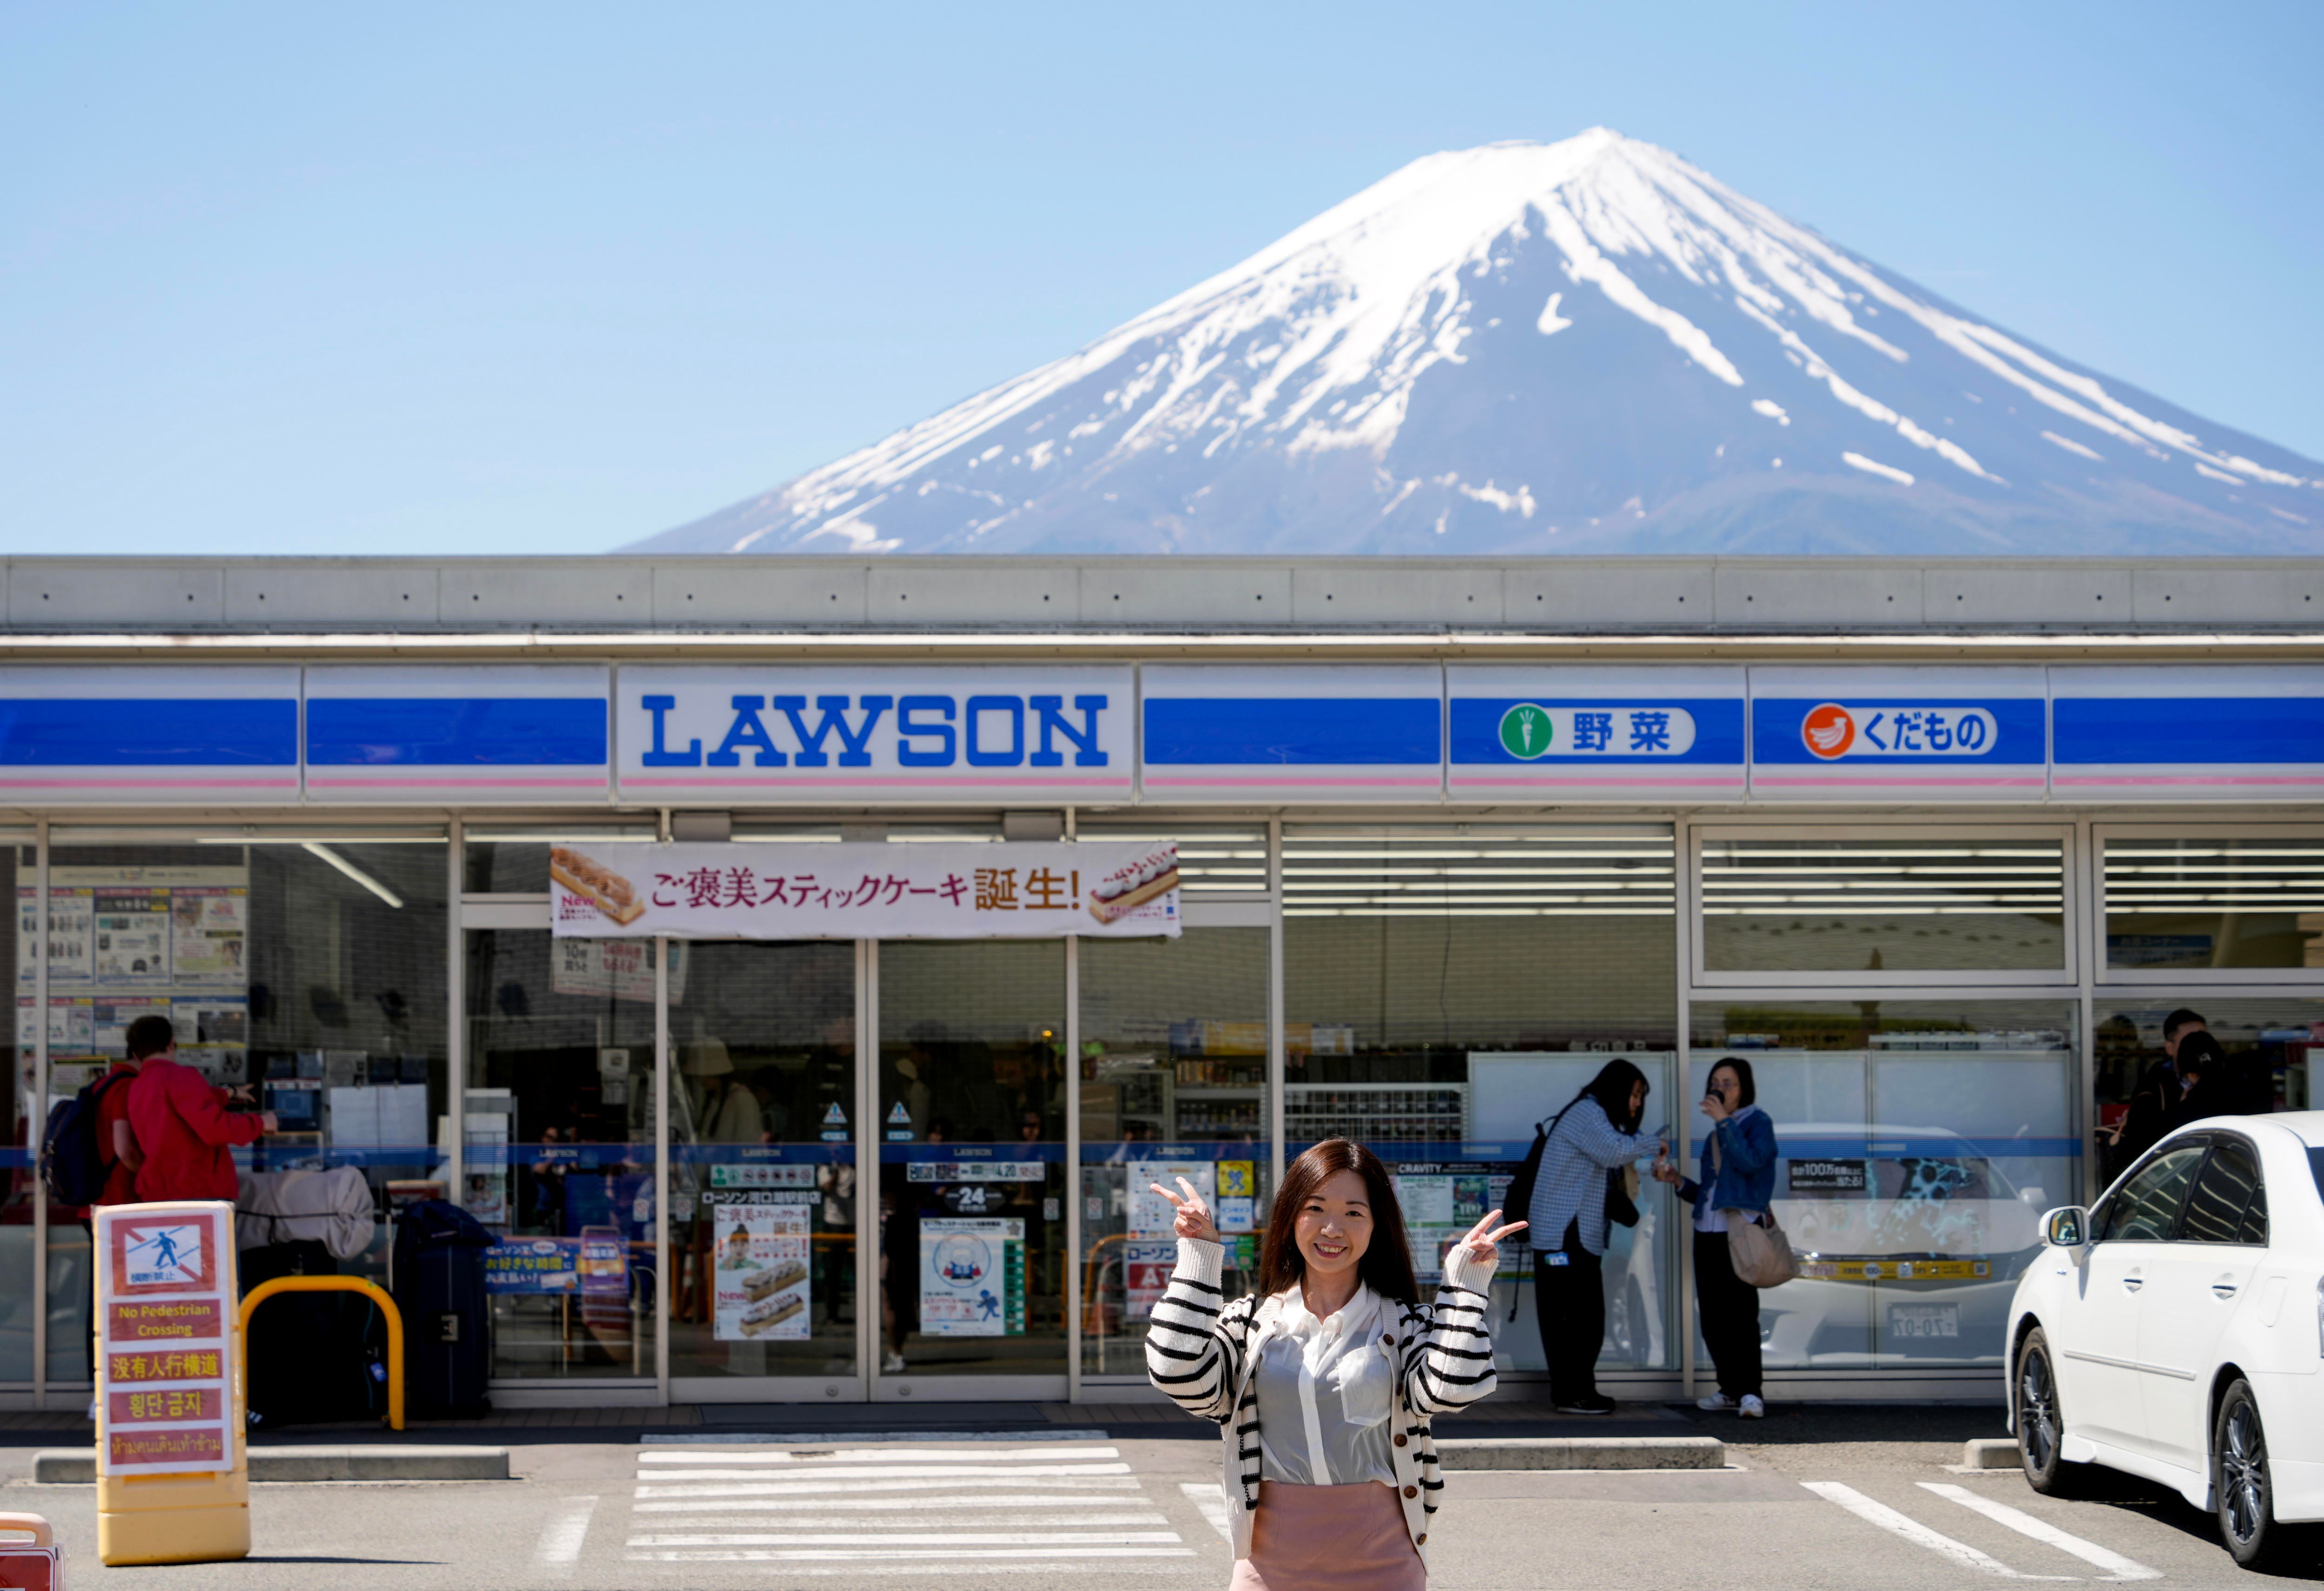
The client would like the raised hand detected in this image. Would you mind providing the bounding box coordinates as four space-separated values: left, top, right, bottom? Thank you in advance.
1452 1207 1526 1272
1148 1175 1219 1243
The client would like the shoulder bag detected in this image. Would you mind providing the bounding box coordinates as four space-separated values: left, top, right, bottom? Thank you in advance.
1710 1124 1796 1288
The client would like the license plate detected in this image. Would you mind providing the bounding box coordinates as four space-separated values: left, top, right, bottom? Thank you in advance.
1888 1303 1959 1339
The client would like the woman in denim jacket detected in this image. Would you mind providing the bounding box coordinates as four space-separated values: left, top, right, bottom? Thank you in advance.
1654 1056 1777 1418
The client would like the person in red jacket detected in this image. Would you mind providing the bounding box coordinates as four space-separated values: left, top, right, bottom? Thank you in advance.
93 1016 179 1208
126 1026 275 1204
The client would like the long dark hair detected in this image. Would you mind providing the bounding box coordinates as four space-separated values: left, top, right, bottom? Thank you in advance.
1566 1058 1650 1133
1259 1140 1420 1308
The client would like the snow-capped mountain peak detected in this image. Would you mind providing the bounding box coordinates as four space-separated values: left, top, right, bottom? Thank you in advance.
635 130 2320 556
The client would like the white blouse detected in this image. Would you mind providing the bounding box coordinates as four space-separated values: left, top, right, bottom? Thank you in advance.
1252 1285 1399 1488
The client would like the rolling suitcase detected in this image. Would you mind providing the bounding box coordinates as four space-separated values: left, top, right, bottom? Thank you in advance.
240 1239 389 1428
392 1200 495 1419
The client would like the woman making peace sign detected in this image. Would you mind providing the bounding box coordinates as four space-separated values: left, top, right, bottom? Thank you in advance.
1146 1139 1524 1590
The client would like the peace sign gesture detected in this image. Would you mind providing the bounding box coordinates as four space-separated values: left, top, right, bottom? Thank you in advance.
1452 1208 1527 1273
1147 1175 1218 1243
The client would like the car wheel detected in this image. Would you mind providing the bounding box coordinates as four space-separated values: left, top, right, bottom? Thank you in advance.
2215 1380 2299 1569
2017 1329 2096 1498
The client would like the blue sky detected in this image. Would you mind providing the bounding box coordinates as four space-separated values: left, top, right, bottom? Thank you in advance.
5 2 2318 557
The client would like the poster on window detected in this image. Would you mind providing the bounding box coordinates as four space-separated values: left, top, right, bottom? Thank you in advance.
549 841 1181 941
1127 1160 1215 1237
168 889 247 985
18 889 94 988
713 1200 811 1341
919 1216 1025 1336
1124 1240 1177 1322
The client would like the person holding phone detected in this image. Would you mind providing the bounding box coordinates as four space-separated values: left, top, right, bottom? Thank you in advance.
1652 1056 1777 1419
1526 1059 1663 1415
1144 1140 1523 1590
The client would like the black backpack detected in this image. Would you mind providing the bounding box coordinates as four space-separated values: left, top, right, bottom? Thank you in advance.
1502 1104 1562 1242
40 1069 134 1208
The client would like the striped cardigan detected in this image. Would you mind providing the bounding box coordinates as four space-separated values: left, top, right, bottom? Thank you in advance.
1144 1237 1499 1566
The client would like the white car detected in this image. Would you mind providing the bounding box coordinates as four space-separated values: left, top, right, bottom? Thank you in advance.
2007 1112 2324 1568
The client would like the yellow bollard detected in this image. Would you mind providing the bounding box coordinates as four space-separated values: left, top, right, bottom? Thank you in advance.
237 1276 406 1432
93 1201 250 1567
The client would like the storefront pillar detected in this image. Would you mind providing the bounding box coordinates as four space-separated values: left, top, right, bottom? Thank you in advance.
29 821 47 1411
654 934 671 1406
1266 817 1285 1194
444 822 464 1264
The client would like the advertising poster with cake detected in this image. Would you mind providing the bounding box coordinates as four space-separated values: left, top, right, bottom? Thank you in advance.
549 841 1181 941
713 1201 811 1341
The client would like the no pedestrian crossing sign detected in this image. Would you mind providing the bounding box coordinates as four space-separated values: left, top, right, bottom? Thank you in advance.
94 1202 238 1477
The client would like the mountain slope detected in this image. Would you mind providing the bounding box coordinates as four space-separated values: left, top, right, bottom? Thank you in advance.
632 130 2323 557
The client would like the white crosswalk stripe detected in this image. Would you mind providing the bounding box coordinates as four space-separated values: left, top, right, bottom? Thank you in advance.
1180 1481 1234 1545
1918 1483 2163 1581
621 1437 1196 1572
1803 1483 2076 1579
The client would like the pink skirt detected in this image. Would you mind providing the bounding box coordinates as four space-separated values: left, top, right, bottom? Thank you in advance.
1229 1480 1424 1591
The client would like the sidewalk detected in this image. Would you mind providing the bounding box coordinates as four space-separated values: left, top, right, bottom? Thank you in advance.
0 1394 1692 1445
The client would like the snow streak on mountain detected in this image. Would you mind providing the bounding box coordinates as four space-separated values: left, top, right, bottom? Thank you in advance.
634 130 2322 556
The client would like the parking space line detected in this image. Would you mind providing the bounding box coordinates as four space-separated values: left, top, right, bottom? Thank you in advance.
1920 1483 2162 1581
1802 1483 2075 1579
535 1495 598 1566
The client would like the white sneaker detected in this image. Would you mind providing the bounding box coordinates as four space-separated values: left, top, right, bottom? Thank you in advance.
1696 1393 1736 1412
1739 1394 1765 1419
881 1352 906 1374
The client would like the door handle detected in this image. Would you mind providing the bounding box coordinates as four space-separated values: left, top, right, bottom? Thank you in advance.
2212 1282 2239 1298
2122 1275 2144 1291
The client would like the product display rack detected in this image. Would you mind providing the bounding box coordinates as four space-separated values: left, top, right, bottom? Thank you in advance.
1284 1081 1467 1144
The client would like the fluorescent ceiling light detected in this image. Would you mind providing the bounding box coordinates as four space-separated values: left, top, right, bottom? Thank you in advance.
301 842 403 909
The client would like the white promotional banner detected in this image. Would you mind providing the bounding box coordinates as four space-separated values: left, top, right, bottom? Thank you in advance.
549 840 1182 940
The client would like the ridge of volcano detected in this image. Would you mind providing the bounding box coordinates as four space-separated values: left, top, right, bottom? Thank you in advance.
632 129 2321 557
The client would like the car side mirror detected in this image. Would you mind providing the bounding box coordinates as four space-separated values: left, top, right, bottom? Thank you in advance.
2043 1206 2088 1248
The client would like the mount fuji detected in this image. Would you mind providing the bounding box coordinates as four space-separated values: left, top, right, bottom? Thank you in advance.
631 130 2321 557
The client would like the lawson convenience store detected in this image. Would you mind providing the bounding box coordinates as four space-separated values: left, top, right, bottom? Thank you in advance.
2 553 2320 1410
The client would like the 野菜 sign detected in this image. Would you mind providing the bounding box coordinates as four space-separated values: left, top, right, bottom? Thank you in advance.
549 841 1181 941
95 1202 237 1477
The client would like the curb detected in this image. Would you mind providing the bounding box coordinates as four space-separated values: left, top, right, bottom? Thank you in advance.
1434 1435 1723 1470
1961 1438 2018 1471
33 1446 511 1484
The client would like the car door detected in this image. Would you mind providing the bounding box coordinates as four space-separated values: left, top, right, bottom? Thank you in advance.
2138 1135 2268 1470
2069 1142 2207 1455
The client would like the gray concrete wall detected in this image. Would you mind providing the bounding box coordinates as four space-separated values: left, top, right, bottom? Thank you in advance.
2 556 2317 633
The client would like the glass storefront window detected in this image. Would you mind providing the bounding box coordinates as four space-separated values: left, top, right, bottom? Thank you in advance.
1685 999 2078 1371
2102 834 2324 971
1700 835 2066 974
2094 996 2324 1184
39 836 448 1386
1284 825 1678 1376
668 941 857 1383
1078 927 1269 1377
466 927 655 1380
876 939 1065 1382
463 822 660 894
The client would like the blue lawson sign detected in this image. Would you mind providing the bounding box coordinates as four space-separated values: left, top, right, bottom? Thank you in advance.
1748 666 2047 803
615 667 1134 806
2052 666 2324 801
304 664 611 804
0 662 2313 808
1446 666 1747 802
1140 665 1443 804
